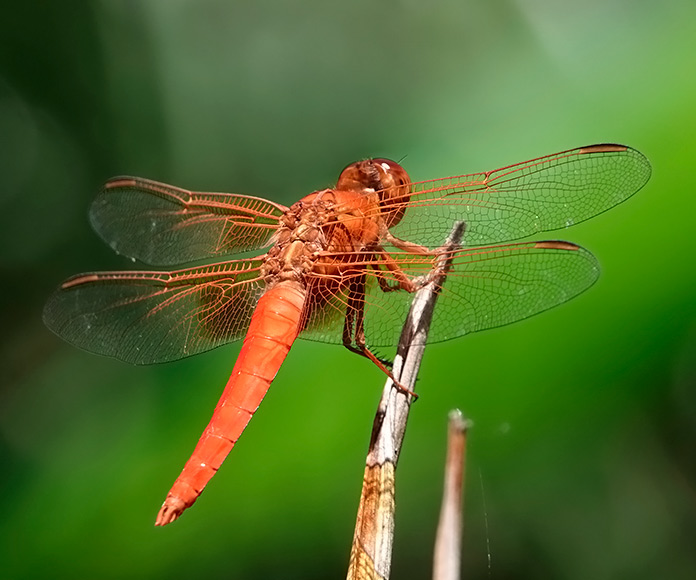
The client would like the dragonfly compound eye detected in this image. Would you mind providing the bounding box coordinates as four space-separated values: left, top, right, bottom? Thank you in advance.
370 158 412 228
336 158 412 228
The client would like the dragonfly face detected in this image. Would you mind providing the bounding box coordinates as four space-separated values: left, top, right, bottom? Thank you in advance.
337 158 412 228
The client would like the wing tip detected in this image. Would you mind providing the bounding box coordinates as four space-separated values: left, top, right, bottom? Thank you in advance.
533 240 581 251
578 143 628 154
578 142 651 166
577 142 652 190
60 273 101 289
103 177 138 190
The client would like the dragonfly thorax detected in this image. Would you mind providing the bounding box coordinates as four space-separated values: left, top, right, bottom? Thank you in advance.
262 198 331 285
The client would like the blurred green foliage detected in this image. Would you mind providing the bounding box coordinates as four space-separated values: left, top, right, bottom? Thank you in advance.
1 1 695 579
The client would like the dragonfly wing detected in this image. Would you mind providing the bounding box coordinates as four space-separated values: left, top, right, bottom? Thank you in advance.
300 241 598 349
90 177 287 265
299 276 352 345
43 258 267 364
386 144 651 248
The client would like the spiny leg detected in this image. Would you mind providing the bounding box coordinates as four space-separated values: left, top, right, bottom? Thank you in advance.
342 272 376 358
342 269 418 399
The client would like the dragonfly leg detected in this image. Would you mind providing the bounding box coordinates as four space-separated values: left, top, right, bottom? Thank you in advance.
359 345 419 399
369 262 404 293
341 273 391 365
385 231 435 256
371 249 421 293
382 224 466 288
342 272 385 361
341 272 366 352
341 272 418 399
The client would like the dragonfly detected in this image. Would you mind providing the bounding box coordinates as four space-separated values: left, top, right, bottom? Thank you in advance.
43 143 651 526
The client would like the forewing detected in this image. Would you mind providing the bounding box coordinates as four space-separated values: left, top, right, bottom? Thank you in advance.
90 177 287 265
300 242 598 348
43 259 267 364
385 144 650 247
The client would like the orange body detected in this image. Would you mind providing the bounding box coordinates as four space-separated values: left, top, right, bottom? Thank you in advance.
155 281 306 525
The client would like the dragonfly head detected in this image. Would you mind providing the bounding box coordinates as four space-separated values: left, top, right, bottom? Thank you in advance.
336 158 412 227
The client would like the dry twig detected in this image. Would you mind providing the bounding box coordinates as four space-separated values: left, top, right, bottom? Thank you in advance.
433 410 470 580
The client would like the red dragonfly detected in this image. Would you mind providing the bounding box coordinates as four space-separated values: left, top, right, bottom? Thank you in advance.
44 144 650 526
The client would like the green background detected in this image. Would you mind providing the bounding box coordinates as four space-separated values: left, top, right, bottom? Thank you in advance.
2 1 695 578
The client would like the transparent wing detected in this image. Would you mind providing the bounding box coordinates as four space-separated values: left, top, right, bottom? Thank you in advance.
90 177 287 265
43 258 267 364
379 144 650 248
300 241 598 348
